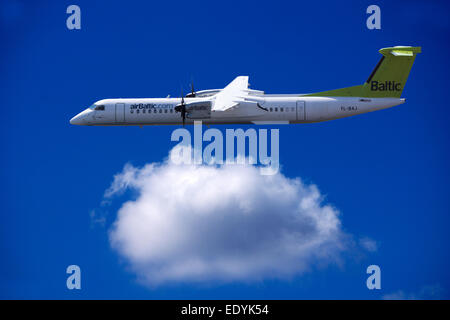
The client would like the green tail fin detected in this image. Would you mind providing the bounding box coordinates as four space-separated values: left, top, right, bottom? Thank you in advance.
304 46 421 98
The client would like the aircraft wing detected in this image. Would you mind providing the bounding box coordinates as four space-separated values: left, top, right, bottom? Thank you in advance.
212 76 249 111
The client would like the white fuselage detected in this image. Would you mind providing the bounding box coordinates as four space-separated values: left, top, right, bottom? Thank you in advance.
70 95 405 126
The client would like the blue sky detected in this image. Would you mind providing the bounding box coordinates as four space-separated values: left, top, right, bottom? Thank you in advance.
1 0 449 299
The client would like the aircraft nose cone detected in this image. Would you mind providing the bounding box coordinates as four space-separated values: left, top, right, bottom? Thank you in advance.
70 109 92 125
70 114 83 125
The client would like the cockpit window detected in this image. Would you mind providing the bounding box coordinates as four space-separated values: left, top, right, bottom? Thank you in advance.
89 104 105 110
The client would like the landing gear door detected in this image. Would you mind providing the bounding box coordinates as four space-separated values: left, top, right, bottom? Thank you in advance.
296 101 305 121
115 103 125 123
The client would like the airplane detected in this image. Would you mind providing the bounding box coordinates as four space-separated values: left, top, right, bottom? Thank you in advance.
70 46 421 126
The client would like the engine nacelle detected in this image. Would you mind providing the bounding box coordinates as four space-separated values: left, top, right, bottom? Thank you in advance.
186 101 212 119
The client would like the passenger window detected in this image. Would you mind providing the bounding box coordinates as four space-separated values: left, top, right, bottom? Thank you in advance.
143 109 146 113
280 107 284 112
159 109 162 113
275 107 278 112
164 109 168 113
270 108 273 112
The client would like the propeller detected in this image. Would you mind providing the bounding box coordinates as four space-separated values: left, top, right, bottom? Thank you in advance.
174 89 187 126
185 81 196 98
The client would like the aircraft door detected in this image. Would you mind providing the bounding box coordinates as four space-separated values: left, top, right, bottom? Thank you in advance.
296 101 305 121
115 103 125 123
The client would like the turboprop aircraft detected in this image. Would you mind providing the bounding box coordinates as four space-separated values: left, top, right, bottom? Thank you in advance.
70 46 421 126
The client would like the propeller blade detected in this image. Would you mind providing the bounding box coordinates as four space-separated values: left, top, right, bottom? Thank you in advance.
185 80 196 98
175 87 188 126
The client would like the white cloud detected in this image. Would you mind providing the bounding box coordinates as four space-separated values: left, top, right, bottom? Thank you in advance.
359 237 378 252
104 147 351 286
